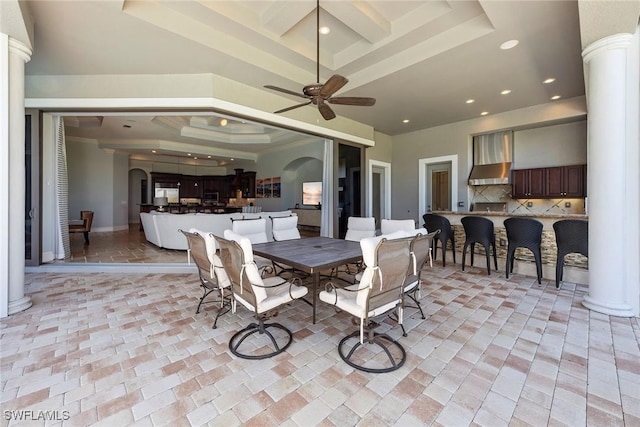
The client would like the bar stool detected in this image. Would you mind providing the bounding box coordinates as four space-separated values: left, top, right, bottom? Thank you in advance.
460 216 497 275
504 217 543 284
553 219 588 289
422 213 456 267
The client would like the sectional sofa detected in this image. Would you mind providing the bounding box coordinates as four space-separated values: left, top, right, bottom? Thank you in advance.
140 210 294 250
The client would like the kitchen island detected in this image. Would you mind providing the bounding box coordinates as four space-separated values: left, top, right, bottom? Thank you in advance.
430 210 588 285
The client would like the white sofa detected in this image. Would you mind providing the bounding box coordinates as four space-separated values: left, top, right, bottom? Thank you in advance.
140 210 294 250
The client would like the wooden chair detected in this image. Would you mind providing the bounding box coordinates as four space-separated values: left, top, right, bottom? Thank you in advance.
69 210 94 244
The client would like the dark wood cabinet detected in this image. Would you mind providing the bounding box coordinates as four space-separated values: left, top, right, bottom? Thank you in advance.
179 176 202 198
546 165 585 198
151 171 256 201
512 165 586 199
512 168 545 198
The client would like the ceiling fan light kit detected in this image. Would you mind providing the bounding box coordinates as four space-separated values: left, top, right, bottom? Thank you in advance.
264 0 375 120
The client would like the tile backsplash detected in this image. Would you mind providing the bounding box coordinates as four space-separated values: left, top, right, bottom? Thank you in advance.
470 185 586 215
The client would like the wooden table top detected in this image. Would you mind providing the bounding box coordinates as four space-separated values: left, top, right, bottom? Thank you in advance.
252 236 362 273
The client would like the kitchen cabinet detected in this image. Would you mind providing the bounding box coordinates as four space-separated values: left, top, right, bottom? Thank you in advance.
511 165 586 199
179 177 202 198
512 168 545 198
545 165 586 198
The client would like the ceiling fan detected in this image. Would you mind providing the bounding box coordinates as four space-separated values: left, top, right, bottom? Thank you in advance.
264 0 376 121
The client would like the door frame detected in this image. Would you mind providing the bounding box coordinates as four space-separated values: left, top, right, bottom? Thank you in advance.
367 160 391 220
419 155 458 221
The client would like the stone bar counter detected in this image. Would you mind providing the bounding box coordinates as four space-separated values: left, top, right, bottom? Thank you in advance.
430 211 588 285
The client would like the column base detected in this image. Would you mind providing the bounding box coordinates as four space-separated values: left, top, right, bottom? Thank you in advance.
8 296 32 315
582 295 635 318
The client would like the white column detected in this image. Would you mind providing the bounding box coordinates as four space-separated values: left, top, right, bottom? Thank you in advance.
6 37 32 315
581 34 635 317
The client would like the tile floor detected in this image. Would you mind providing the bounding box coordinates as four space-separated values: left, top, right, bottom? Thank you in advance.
2 262 639 426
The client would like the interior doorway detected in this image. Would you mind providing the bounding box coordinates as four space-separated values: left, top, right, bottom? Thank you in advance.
427 163 451 211
419 155 458 221
337 143 363 238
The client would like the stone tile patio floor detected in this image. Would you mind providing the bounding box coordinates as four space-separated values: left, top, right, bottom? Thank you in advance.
1 265 639 426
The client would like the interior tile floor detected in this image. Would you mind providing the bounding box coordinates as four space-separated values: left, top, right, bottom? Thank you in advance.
3 261 639 426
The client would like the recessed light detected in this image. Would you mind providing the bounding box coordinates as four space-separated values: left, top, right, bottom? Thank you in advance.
220 118 228 126
481 111 489 116
319 26 330 35
402 119 410 123
151 150 157 153
551 95 561 100
230 158 234 161
501 89 511 95
543 78 556 84
207 155 212 159
187 153 191 156
465 99 475 104
500 39 519 50
193 157 198 160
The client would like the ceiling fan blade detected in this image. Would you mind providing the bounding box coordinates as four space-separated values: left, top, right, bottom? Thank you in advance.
273 101 312 114
264 85 309 99
319 75 348 98
328 97 376 106
318 102 336 120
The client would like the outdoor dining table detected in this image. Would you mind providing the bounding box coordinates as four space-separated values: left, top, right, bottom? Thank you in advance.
252 236 362 324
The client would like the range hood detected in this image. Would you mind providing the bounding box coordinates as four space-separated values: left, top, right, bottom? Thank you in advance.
468 131 513 185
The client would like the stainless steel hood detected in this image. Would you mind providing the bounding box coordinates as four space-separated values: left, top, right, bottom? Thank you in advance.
468 131 513 185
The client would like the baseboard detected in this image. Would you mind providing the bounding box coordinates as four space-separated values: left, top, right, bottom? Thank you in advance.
92 225 130 232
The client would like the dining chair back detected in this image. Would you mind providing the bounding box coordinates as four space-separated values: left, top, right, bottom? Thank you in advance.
553 219 588 288
271 215 301 241
345 217 377 242
230 217 269 244
380 219 415 235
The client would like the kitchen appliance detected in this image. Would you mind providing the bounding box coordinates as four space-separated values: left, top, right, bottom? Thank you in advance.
468 131 513 185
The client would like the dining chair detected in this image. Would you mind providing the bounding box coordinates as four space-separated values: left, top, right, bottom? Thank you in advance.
504 217 543 284
380 219 416 235
422 213 456 267
69 210 94 244
217 231 308 359
319 234 412 373
180 229 232 328
461 216 498 275
403 229 438 323
553 219 588 288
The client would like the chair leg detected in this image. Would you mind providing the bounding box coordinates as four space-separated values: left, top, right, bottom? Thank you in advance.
470 242 475 266
484 243 491 275
492 242 498 271
83 231 90 244
450 237 456 264
229 317 293 359
505 248 512 279
534 249 543 284
461 243 468 271
338 327 406 373
556 255 564 289
195 287 215 314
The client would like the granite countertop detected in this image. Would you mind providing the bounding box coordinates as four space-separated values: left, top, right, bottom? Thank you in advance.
432 210 588 219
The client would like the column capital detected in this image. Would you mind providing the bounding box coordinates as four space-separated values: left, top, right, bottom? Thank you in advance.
582 33 633 63
8 37 32 63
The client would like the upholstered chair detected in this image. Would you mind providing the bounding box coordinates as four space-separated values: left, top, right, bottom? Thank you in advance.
319 234 412 373
217 230 308 359
180 229 232 328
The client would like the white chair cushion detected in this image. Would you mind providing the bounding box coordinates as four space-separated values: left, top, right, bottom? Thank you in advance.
188 228 231 289
319 284 400 319
380 219 416 235
345 217 376 242
272 216 301 241
231 218 269 244
223 229 267 303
